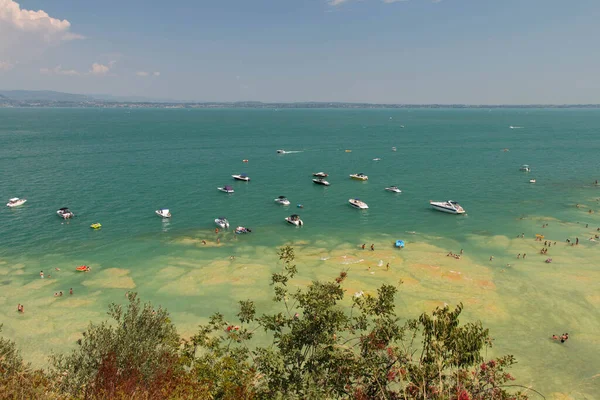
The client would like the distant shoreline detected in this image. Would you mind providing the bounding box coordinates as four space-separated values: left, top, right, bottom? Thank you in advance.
2 101 600 109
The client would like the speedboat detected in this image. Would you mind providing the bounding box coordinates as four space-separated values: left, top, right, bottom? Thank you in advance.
90 223 102 229
285 214 303 226
275 196 290 206
429 200 465 214
215 217 230 229
313 172 328 178
385 186 402 193
276 149 286 154
235 226 252 234
57 207 74 219
350 173 368 181
519 164 531 172
529 179 536 184
6 198 27 207
348 198 369 209
392 147 397 152
156 208 171 218
373 158 381 161
218 185 235 193
312 178 330 186
232 173 250 181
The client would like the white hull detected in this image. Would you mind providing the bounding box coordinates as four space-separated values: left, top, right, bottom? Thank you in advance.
350 174 368 181
430 201 465 214
385 187 401 193
7 199 27 207
217 187 234 193
156 210 171 218
348 199 369 209
232 175 250 181
275 199 291 206
313 179 330 186
285 218 303 226
215 219 229 229
57 210 74 219
313 172 328 178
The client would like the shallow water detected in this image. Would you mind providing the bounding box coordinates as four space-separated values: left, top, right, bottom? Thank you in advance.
0 108 599 398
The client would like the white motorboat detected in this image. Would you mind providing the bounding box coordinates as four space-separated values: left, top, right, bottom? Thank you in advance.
217 185 235 193
350 173 368 181
235 226 252 234
232 173 250 181
348 198 369 209
7 198 27 207
373 158 381 161
312 172 328 178
215 217 230 229
529 179 536 184
429 200 465 214
156 208 171 218
312 178 330 186
392 147 397 152
57 207 74 219
285 214 303 226
385 186 402 193
276 149 286 154
275 196 290 206
519 164 531 172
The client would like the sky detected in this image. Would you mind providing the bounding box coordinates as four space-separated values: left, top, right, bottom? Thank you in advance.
1 0 600 104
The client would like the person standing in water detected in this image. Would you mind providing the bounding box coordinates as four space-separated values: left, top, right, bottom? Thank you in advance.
40 271 44 279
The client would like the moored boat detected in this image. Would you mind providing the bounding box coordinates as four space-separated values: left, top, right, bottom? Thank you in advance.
350 173 368 181
215 217 230 229
529 179 536 183
217 185 235 193
232 173 250 181
57 207 74 219
312 172 328 178
312 178 330 186
6 198 27 207
156 208 171 218
285 214 303 226
519 164 531 172
429 200 465 214
235 226 252 234
275 196 291 206
348 198 369 209
385 186 402 193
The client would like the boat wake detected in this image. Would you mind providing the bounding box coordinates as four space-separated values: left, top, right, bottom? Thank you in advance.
509 126 524 129
282 150 303 154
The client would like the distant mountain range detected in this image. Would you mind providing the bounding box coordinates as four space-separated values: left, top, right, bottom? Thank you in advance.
1 90 600 109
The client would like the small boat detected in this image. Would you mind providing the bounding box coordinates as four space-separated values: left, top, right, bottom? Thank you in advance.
345 149 352 153
395 240 405 248
348 198 369 209
6 198 27 207
429 200 465 214
235 226 252 234
285 214 303 226
373 158 381 161
312 172 328 178
350 173 368 181
529 179 536 183
392 147 397 152
90 223 102 229
385 186 402 193
276 149 286 154
218 185 235 193
232 173 250 181
297 204 304 208
57 207 74 219
312 178 330 186
215 217 230 229
76 265 90 272
519 164 531 172
242 159 249 163
155 208 171 218
275 196 290 206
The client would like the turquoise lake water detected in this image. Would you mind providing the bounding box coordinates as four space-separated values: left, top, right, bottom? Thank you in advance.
0 108 599 398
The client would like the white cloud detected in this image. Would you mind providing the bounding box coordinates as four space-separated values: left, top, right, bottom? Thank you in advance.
329 0 349 5
136 71 160 77
40 65 80 76
0 61 14 71
0 0 83 41
90 62 113 76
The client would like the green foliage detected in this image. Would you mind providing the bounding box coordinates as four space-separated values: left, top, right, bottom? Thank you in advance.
51 293 183 398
